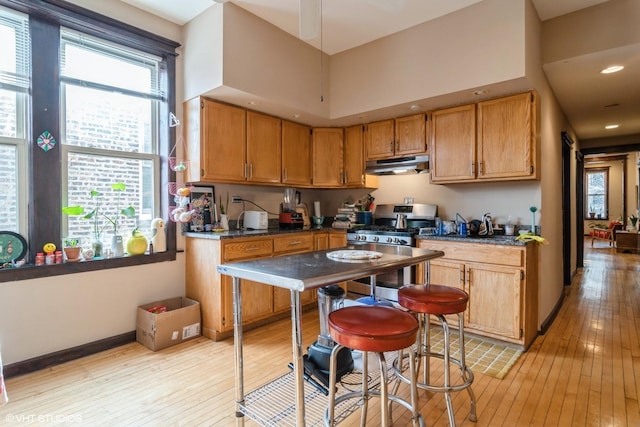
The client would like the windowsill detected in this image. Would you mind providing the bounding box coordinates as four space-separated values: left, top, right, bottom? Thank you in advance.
0 251 177 283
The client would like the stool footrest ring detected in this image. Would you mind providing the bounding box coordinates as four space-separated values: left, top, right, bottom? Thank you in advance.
393 352 475 393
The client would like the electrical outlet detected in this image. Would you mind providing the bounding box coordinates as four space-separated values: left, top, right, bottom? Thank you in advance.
231 196 242 203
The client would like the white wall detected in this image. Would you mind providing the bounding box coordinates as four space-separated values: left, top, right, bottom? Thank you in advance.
330 0 527 118
0 255 185 365
0 1 186 366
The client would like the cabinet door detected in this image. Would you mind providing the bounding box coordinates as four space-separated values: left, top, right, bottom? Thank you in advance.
282 120 312 186
429 104 476 183
395 113 427 156
429 259 467 324
329 231 347 249
199 99 246 182
365 119 395 160
477 92 535 180
315 232 329 250
247 111 281 184
466 263 522 340
222 239 274 327
312 128 344 187
344 125 365 187
273 234 315 311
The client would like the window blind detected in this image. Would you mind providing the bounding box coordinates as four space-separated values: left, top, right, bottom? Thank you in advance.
0 6 30 93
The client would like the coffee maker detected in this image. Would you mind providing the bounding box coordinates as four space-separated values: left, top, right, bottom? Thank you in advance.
303 285 354 389
279 187 304 229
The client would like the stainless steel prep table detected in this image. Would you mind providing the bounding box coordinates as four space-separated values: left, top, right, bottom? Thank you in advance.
217 243 444 426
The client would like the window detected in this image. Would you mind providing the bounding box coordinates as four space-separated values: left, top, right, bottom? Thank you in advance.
586 168 608 219
60 30 161 246
0 6 29 234
0 0 179 281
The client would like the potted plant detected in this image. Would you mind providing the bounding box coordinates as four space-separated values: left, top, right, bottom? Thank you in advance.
588 206 596 218
62 182 136 258
62 237 82 262
629 214 638 232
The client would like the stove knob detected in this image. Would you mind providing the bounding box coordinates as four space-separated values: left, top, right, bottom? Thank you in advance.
372 236 379 242
359 235 366 241
386 237 393 243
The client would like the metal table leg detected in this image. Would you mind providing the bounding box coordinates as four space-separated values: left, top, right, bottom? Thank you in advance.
233 277 245 426
290 289 306 426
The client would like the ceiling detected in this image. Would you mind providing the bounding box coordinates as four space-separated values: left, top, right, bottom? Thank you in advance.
119 0 639 143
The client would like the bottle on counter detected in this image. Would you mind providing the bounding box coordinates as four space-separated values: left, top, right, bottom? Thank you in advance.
35 252 45 266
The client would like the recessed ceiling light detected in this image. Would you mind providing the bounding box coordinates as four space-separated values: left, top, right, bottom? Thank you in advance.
473 90 488 96
601 65 624 74
410 105 421 111
605 124 619 129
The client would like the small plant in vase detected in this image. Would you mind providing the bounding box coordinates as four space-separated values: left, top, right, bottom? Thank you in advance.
219 192 229 231
629 214 638 232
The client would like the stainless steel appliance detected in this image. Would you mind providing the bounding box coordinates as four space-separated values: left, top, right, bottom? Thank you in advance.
365 155 429 175
346 203 437 302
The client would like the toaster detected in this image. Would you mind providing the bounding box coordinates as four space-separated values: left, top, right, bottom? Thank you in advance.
244 211 268 230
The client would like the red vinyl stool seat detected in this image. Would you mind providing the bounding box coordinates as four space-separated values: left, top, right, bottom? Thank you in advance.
324 305 424 427
395 284 477 427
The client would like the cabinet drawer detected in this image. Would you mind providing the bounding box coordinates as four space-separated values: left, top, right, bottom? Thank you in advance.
273 233 314 255
223 238 273 261
419 240 524 267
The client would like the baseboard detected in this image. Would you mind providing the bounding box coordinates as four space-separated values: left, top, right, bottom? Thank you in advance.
4 331 136 379
539 292 565 335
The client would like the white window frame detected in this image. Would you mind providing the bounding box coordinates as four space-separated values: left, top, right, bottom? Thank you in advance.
0 6 29 235
59 29 161 239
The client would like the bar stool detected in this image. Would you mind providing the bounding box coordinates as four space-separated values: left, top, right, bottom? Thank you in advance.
324 305 424 427
394 284 477 426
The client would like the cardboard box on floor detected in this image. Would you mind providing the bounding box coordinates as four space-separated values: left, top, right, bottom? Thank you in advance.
136 297 201 351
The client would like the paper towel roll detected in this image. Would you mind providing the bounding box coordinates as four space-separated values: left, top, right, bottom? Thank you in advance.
314 201 321 217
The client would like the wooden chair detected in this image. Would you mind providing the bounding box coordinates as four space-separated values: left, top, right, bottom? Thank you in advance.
589 221 623 247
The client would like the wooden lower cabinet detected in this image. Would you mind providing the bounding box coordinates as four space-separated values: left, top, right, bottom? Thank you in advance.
185 230 347 340
272 233 315 312
418 239 538 349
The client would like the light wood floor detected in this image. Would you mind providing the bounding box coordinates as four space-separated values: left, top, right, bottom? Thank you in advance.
2 239 639 426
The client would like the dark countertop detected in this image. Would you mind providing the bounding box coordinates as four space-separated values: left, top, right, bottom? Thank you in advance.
183 226 341 240
416 234 530 246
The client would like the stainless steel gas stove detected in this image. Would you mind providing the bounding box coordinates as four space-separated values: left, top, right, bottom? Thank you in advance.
347 228 416 246
346 203 437 302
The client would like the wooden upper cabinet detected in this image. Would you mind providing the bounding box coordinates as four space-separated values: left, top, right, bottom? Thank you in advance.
365 115 427 160
246 111 281 184
185 97 246 183
429 104 477 183
343 125 365 187
477 91 537 180
365 119 395 160
430 91 538 184
282 120 312 186
312 128 344 187
395 113 427 156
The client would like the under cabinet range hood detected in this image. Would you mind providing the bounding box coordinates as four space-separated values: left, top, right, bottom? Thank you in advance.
365 155 429 175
